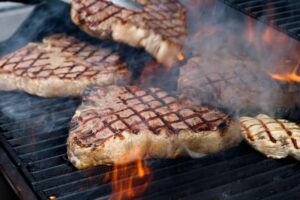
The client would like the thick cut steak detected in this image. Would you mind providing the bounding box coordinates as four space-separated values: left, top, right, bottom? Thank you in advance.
71 0 187 66
0 34 131 97
240 114 300 160
67 85 241 169
177 55 293 113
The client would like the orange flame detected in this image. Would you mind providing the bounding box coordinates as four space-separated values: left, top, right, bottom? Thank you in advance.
270 60 300 83
109 160 152 200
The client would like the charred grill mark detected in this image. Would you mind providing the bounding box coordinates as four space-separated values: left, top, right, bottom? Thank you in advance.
74 136 92 148
145 89 188 132
96 8 123 26
189 108 212 130
74 86 231 145
73 0 186 46
124 87 171 134
79 130 95 141
0 35 128 80
240 123 255 142
257 119 277 143
276 120 293 136
77 0 99 13
246 123 261 130
276 119 299 149
73 43 89 56
292 138 299 149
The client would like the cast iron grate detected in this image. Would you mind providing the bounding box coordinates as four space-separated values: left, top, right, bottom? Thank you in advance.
0 0 300 200
1 91 300 200
220 0 300 41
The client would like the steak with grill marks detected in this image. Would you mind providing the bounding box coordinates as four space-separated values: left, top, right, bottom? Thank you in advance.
71 0 187 66
0 34 131 97
240 114 300 160
177 55 293 113
67 85 241 169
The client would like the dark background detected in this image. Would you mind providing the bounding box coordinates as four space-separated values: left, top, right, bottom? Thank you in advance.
0 172 18 200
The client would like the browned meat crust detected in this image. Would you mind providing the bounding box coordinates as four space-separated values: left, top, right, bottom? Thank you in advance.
67 85 241 169
71 0 187 66
240 114 300 160
0 34 131 97
177 55 295 112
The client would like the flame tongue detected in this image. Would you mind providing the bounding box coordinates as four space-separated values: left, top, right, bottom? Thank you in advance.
109 160 152 200
270 61 300 83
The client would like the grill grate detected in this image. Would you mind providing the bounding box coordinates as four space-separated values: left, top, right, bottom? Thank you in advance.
0 0 300 200
220 0 300 41
1 93 300 200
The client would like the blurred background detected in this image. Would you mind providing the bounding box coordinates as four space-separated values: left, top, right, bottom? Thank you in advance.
0 2 34 42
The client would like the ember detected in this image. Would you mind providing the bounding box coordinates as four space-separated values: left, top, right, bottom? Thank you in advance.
177 52 185 62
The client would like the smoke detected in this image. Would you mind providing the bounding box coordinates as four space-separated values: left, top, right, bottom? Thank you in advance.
177 0 300 117
0 92 80 136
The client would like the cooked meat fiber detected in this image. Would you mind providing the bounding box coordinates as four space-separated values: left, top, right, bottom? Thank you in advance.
67 85 241 169
71 0 187 66
240 114 300 160
0 34 130 97
177 55 291 112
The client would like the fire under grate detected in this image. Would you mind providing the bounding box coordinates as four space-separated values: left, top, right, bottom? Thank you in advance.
0 0 300 200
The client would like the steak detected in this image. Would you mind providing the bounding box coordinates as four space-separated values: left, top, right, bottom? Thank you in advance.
240 114 300 160
0 34 131 97
67 85 241 169
177 55 293 113
71 0 187 66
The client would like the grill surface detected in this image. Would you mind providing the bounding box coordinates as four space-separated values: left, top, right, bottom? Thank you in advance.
1 90 300 200
0 0 300 200
221 0 300 41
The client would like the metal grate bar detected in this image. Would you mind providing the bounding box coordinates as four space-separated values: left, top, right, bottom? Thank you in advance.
40 147 253 198
28 154 68 172
0 108 75 128
31 164 75 180
275 15 300 26
190 162 298 199
2 118 71 138
19 144 66 161
14 135 67 154
241 0 288 11
231 171 300 199
57 185 107 200
8 127 68 147
32 167 108 191
265 183 300 199
220 0 300 41
43 174 105 196
144 158 293 199
255 6 300 20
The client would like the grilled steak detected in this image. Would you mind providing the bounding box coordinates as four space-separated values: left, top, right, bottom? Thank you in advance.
177 55 291 113
67 85 241 169
240 114 300 160
0 34 131 97
71 0 187 66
